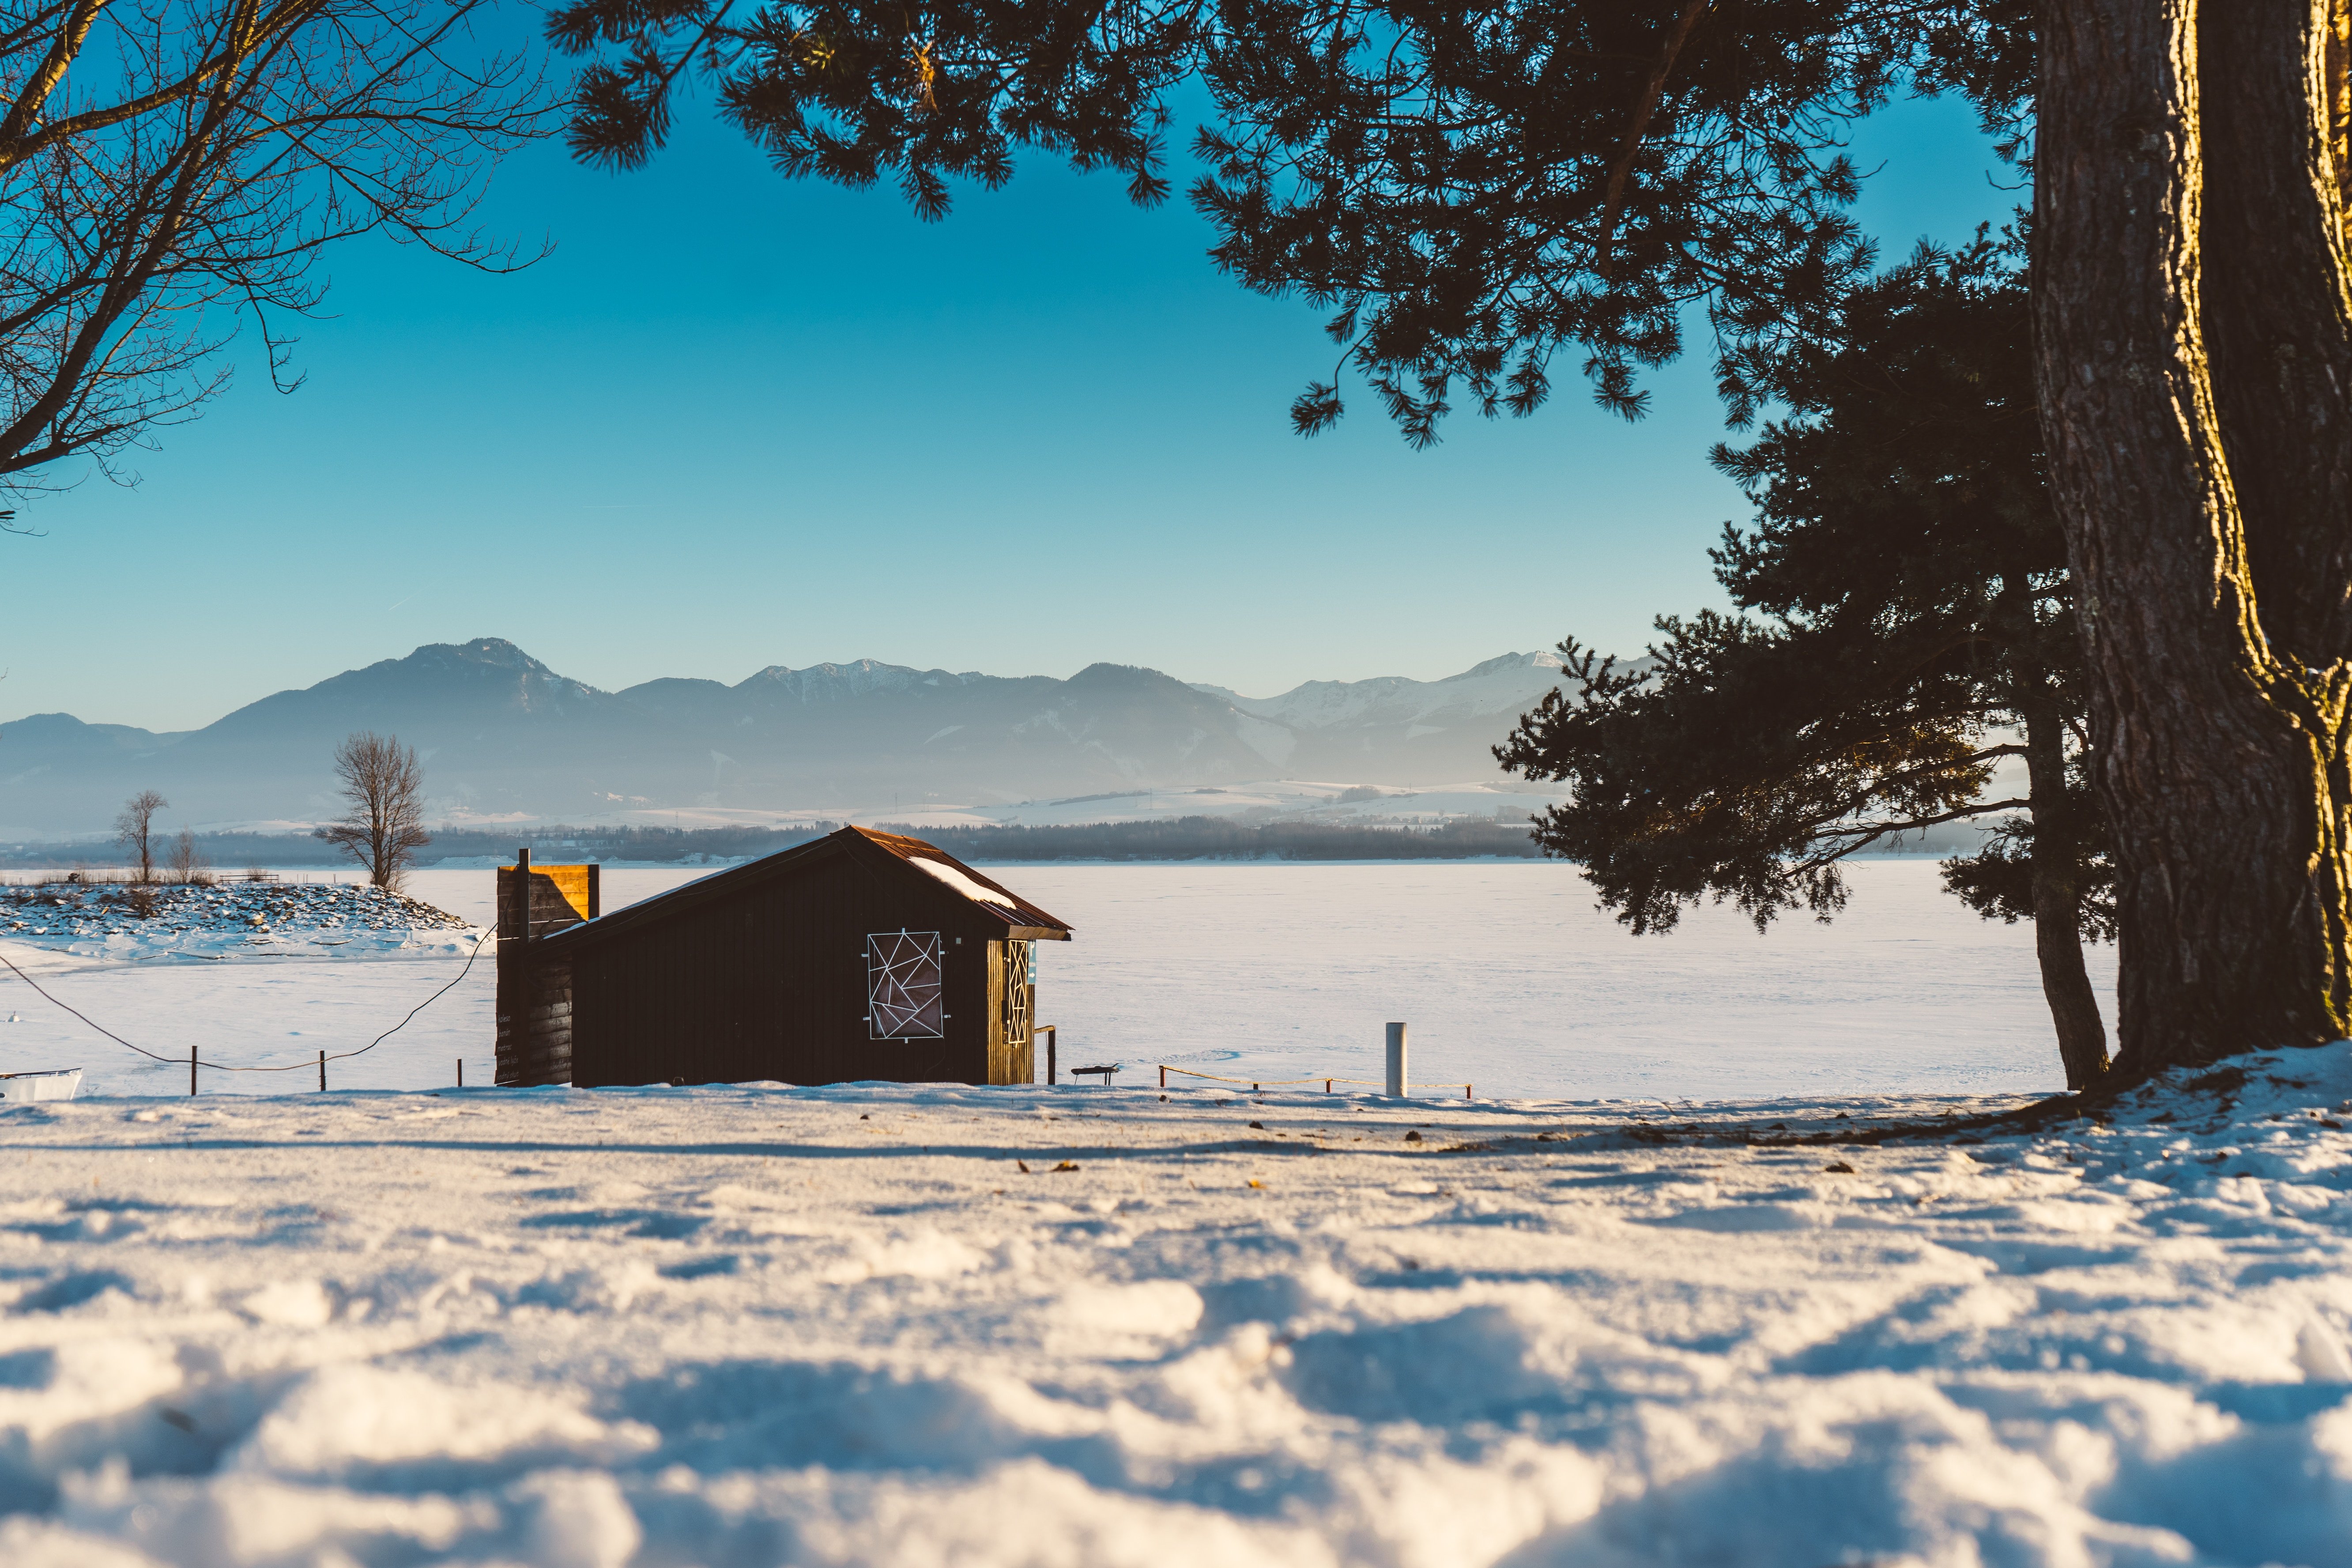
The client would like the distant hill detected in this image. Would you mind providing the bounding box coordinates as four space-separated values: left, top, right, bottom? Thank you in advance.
0 639 1578 837
1190 651 1577 779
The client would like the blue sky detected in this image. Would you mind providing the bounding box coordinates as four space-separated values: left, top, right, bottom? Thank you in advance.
5 68 2018 734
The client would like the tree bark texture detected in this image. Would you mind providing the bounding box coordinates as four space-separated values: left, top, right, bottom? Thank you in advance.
2020 686 2111 1087
2036 0 2352 1078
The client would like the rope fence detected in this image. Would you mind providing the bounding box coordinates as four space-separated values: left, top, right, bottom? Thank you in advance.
0 928 492 1087
4 934 1466 1101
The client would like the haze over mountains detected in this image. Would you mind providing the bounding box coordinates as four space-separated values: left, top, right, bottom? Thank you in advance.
0 639 1578 838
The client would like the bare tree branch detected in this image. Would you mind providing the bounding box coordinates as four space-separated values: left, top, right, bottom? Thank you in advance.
112 787 166 881
315 729 430 889
0 0 555 499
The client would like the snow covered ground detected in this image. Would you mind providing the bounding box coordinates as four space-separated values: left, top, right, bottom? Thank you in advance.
2 1048 2350 1566
0 863 2332 1564
0 861 2112 1098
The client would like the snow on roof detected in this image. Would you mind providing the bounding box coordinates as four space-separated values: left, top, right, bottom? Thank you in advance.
530 825 1072 950
907 855 1018 909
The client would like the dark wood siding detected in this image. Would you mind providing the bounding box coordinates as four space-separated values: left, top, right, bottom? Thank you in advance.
565 846 1007 1087
495 864 591 1087
496 951 573 1086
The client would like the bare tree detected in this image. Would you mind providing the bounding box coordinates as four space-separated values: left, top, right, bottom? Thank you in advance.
113 788 166 881
0 0 553 505
317 731 429 889
165 826 210 884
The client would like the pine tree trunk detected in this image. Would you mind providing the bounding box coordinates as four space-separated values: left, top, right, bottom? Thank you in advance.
2020 690 2110 1088
2036 0 2352 1079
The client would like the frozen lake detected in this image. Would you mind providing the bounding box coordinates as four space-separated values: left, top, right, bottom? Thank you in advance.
0 859 2111 1100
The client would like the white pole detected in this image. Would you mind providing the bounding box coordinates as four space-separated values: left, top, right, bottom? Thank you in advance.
1385 1021 1408 1097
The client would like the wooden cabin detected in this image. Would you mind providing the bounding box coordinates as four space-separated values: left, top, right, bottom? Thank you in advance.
494 826 1072 1088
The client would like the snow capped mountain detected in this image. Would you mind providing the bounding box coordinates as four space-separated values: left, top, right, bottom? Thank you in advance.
1190 650 1576 779
0 642 1579 836
1197 650 1571 728
733 660 980 702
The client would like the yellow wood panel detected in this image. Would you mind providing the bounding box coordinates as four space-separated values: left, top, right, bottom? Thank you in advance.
500 864 596 922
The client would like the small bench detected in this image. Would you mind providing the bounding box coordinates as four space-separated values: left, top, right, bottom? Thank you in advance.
1069 1063 1122 1087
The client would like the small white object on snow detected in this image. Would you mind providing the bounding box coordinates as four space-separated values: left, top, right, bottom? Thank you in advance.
0 1067 78 1102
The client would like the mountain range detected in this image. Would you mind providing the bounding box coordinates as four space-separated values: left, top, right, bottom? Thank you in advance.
0 639 1578 837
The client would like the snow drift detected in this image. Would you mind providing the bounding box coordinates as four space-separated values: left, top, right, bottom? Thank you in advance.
0 1045 2348 1565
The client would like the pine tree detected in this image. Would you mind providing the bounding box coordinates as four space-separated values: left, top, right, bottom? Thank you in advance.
1498 242 2114 1086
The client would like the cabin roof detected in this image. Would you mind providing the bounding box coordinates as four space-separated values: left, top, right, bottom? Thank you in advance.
533 825 1072 952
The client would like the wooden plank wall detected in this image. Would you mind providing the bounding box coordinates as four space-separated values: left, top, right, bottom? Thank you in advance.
569 849 1006 1087
985 940 1037 1086
494 865 596 1086
496 953 574 1086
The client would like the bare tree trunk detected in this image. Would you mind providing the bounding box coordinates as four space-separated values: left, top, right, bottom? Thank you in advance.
114 789 166 884
2037 0 2352 1079
319 731 431 890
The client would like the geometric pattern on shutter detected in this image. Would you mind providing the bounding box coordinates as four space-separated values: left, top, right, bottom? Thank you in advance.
1001 937 1032 1045
866 931 944 1039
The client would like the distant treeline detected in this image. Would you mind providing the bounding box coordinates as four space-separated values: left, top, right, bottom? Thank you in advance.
0 815 1540 868
0 808 2013 870
0 823 835 871
425 824 836 863
0 831 328 871
886 816 1542 861
0 811 2001 871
